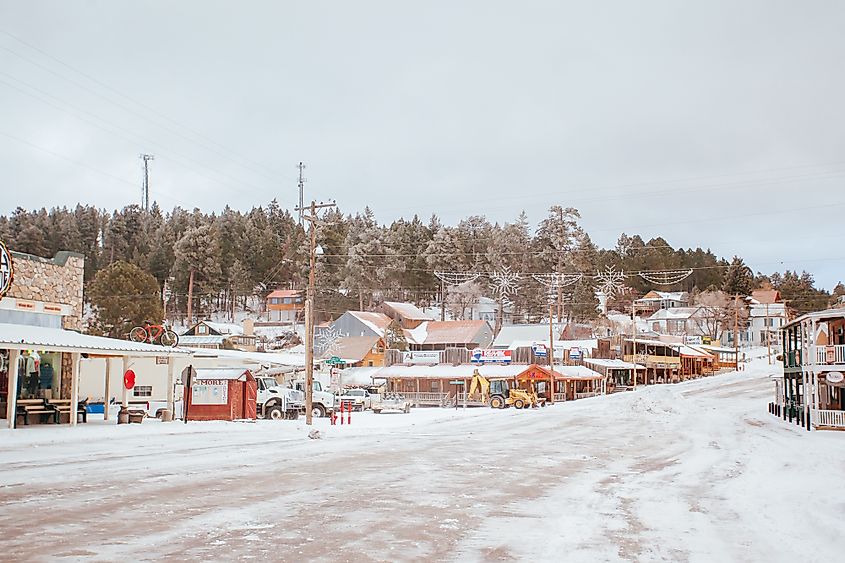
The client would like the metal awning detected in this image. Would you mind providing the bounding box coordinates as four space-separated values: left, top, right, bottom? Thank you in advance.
0 322 192 357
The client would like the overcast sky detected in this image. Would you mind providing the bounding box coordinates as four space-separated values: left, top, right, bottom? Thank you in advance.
1 1 844 288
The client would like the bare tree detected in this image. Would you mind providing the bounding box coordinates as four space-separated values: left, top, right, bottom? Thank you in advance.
692 290 748 340
446 281 483 320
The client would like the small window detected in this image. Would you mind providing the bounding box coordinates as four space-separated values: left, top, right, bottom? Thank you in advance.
368 361 374 367
133 385 152 398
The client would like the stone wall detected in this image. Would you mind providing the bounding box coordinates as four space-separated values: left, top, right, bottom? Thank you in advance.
7 251 85 330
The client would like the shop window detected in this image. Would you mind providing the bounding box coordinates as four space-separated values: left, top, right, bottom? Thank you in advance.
133 385 153 397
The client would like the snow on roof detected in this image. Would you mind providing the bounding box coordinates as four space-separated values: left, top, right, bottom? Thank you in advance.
584 358 644 370
0 323 191 356
404 322 428 345
493 324 564 348
554 365 604 380
677 345 714 358
375 364 527 379
783 307 845 329
405 321 489 345
177 335 229 346
193 368 251 380
346 311 393 336
339 367 386 386
323 336 381 363
698 344 739 354
382 301 433 321
190 348 305 367
647 307 702 321
197 321 244 336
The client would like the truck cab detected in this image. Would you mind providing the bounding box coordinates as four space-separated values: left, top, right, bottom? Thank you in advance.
257 376 303 420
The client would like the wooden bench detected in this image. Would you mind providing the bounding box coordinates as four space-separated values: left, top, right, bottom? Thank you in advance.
15 398 59 425
47 399 88 424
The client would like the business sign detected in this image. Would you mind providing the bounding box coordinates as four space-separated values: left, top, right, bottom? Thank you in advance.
532 343 548 357
827 371 844 384
191 379 229 405
0 240 13 299
402 351 442 365
684 336 703 345
471 348 512 364
568 348 583 360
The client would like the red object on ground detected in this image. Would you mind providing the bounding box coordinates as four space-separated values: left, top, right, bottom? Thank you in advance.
123 369 136 390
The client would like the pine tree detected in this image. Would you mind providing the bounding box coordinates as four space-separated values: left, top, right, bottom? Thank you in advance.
88 261 163 338
722 256 754 296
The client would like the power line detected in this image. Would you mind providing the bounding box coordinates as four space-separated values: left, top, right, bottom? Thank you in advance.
0 32 284 181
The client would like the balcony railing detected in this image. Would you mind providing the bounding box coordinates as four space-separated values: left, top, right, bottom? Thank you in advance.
811 409 845 429
815 345 845 365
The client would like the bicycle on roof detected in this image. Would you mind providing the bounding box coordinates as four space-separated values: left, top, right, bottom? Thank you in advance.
129 320 179 348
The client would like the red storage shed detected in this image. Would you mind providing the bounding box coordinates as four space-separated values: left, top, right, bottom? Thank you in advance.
185 368 257 422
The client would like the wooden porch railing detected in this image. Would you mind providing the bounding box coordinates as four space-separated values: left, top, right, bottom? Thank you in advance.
811 409 845 429
815 345 845 365
403 392 449 406
575 391 601 399
553 393 566 402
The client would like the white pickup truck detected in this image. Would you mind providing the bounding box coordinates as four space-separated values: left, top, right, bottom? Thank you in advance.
337 388 373 411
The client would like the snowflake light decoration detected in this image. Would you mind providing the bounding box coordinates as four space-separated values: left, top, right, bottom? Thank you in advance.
434 271 482 286
315 325 343 357
593 266 628 298
489 266 521 301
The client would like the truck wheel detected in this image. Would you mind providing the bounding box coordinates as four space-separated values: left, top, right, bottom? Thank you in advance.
373 409 382 414
266 406 285 420
311 404 326 418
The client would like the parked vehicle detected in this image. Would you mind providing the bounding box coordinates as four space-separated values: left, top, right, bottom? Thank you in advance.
337 388 372 411
294 380 336 418
256 376 303 420
372 393 411 414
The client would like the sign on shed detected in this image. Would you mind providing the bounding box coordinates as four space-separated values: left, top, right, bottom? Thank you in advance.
471 348 512 364
191 379 229 405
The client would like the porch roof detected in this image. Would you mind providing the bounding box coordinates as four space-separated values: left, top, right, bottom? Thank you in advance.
0 323 192 357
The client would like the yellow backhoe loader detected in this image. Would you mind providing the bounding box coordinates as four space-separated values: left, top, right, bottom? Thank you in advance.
468 370 542 409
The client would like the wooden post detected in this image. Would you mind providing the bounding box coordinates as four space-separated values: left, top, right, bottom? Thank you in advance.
121 356 129 408
6 349 20 429
166 357 175 421
766 302 772 365
734 294 740 372
70 352 80 427
548 303 555 404
305 298 314 425
104 357 112 421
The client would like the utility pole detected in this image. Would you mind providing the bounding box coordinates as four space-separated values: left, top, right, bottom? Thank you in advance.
297 162 306 227
631 296 637 390
734 294 740 372
296 199 337 425
765 302 772 365
549 303 555 404
140 154 154 211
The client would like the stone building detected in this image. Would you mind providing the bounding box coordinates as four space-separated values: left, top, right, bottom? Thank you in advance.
1 250 85 330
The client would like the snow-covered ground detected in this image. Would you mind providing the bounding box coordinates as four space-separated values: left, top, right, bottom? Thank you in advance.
1 355 843 562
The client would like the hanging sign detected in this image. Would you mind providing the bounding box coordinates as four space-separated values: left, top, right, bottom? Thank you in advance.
826 371 844 384
0 240 14 299
123 369 136 390
825 347 836 364
471 349 512 364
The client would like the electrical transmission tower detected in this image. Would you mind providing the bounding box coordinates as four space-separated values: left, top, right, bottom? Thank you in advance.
297 162 306 226
140 154 154 211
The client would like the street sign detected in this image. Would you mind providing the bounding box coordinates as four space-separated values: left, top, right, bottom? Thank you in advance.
325 356 344 365
448 380 465 385
123 369 136 390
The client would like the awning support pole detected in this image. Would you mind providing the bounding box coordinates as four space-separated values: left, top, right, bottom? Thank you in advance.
166 357 175 420
6 349 20 429
104 357 112 421
70 352 81 427
121 356 129 408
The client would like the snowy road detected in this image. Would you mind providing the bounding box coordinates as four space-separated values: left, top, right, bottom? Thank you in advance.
1 358 844 562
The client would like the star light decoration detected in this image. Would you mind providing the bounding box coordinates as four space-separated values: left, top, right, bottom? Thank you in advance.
315 325 343 357
593 265 628 299
489 266 521 306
